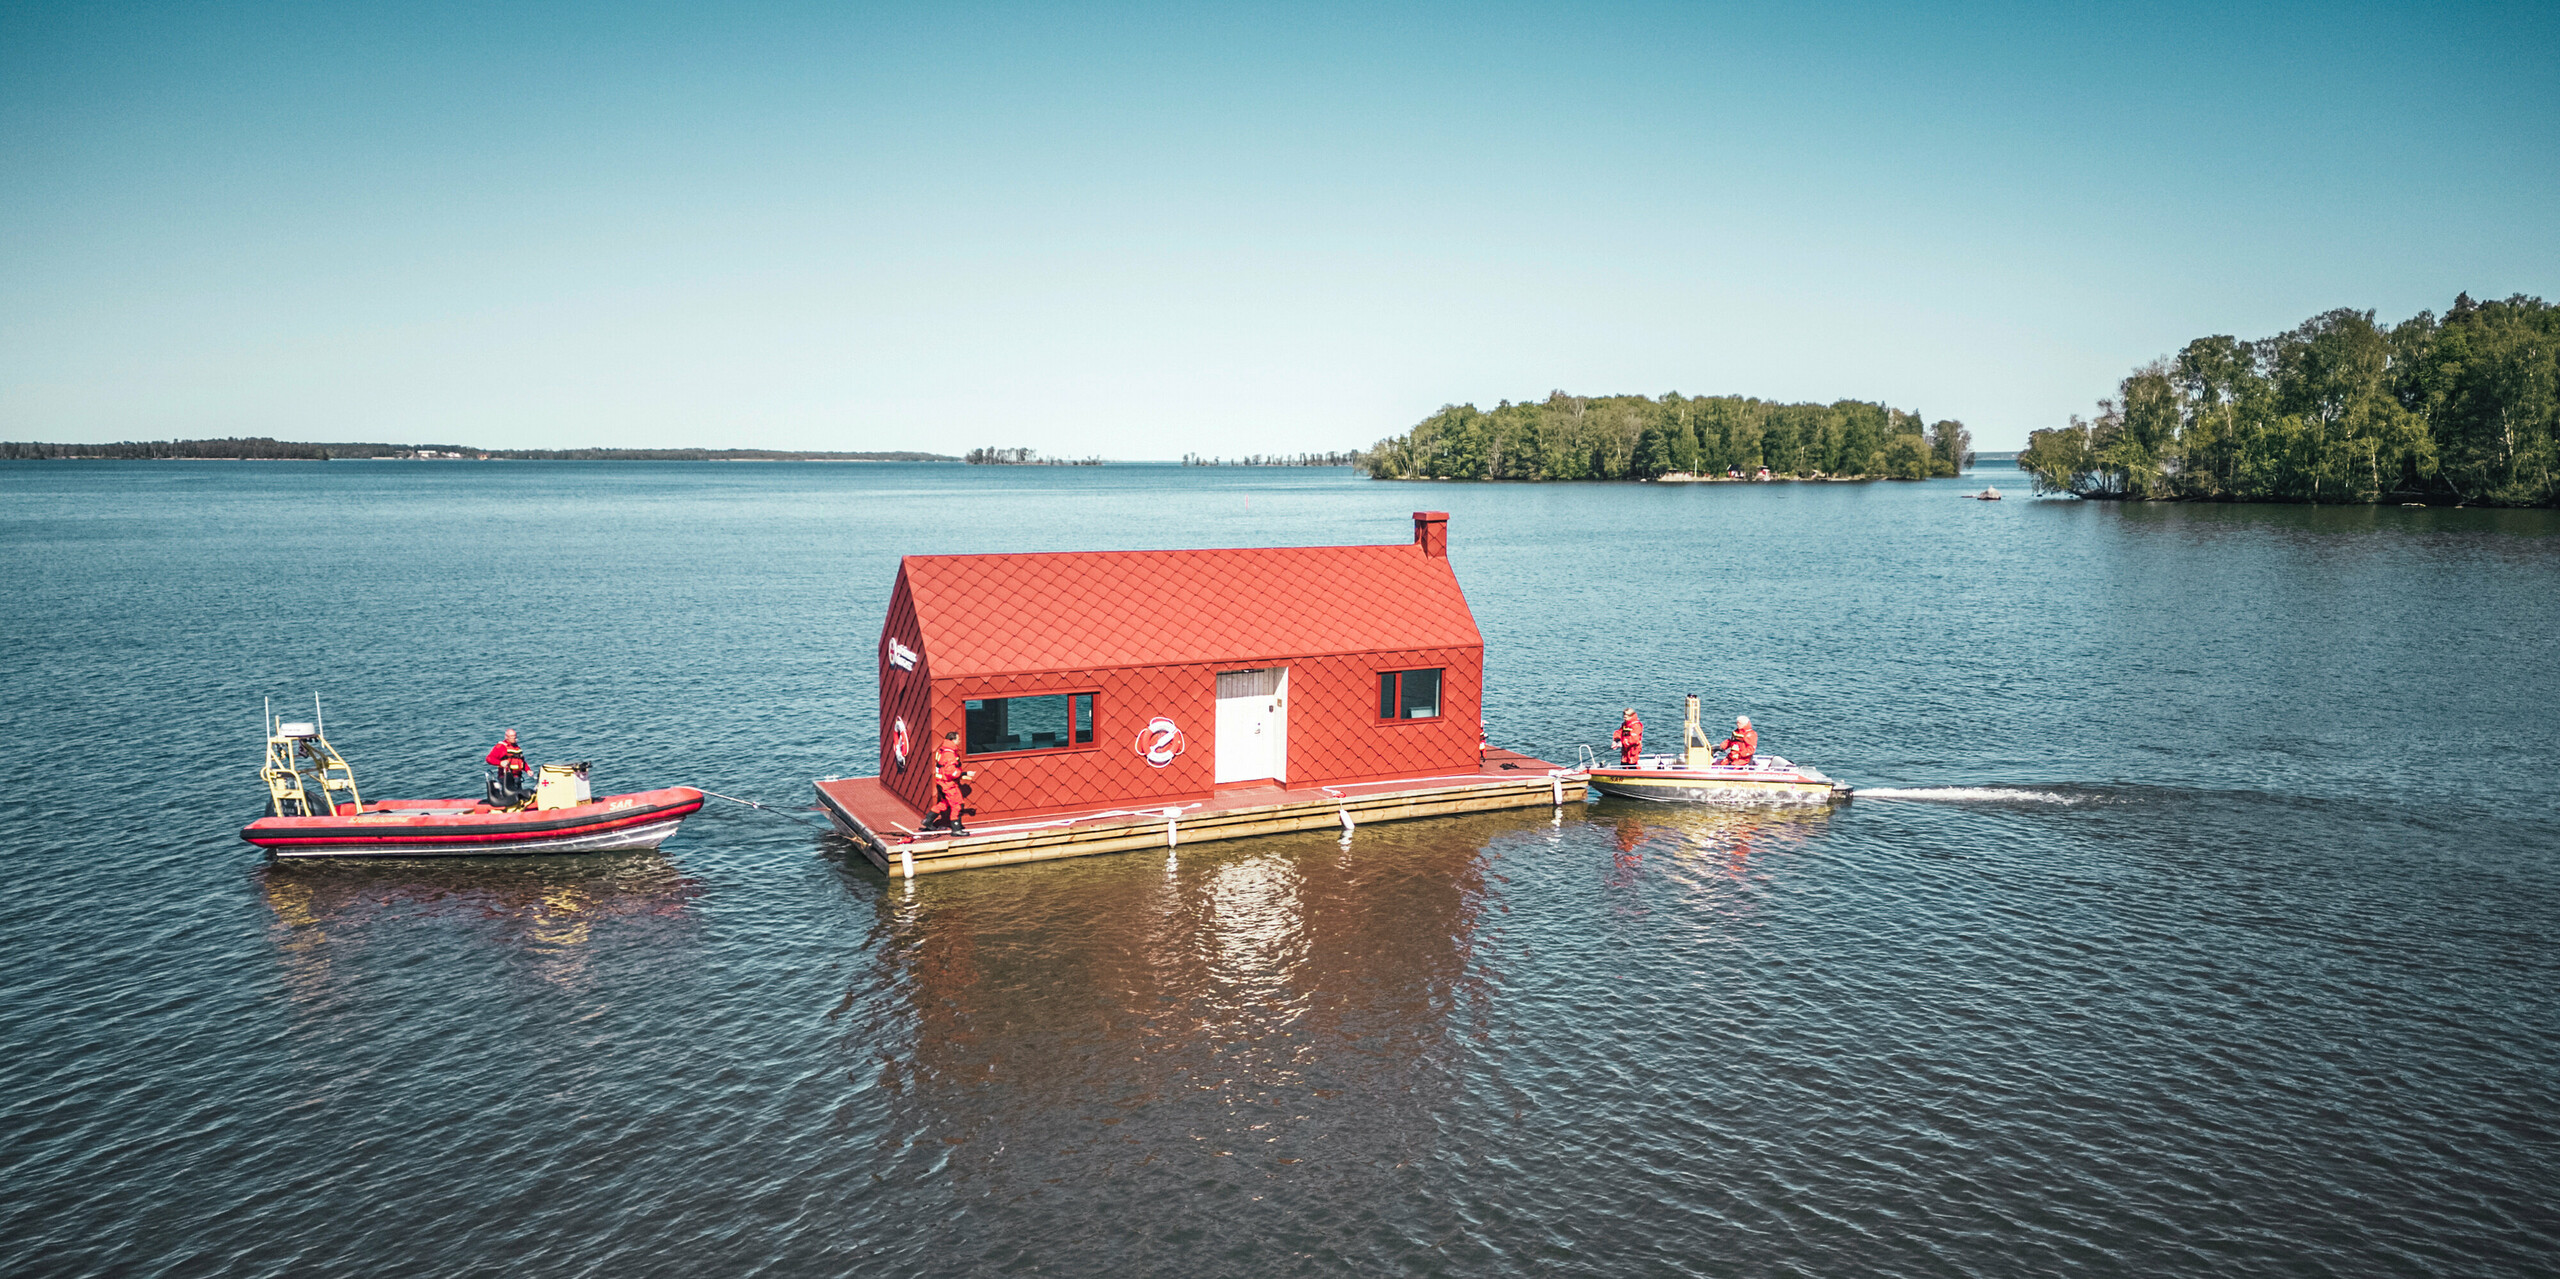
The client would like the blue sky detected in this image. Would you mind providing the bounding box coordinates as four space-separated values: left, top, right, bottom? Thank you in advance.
4 1 2553 453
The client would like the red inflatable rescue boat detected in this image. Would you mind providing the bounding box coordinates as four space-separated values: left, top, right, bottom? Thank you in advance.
240 704 702 859
243 787 705 859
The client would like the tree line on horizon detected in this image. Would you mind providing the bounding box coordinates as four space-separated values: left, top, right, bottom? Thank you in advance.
1359 392 1973 482
964 447 1104 465
1 437 347 460
1180 451 1357 466
0 437 957 462
2019 293 2558 506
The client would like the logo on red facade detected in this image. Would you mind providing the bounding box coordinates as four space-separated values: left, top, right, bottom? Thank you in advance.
1135 717 1186 768
886 637 918 672
891 717 911 772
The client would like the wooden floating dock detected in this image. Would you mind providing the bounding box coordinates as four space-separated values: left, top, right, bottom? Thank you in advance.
815 748 1585 876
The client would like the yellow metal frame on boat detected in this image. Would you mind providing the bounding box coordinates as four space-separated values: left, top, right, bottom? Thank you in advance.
260 702 362 817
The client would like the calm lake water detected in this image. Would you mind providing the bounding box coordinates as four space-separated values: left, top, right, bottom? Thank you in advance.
3 461 2554 1277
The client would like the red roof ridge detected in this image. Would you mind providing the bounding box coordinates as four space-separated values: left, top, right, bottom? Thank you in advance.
896 537 1478 677
899 539 1427 566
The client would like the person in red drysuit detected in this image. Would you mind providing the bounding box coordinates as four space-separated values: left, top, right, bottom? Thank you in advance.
1612 709 1645 767
483 729 532 808
925 731 974 835
1718 715 1758 767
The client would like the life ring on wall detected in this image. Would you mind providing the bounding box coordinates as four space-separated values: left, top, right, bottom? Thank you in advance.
891 717 911 772
1134 716 1186 768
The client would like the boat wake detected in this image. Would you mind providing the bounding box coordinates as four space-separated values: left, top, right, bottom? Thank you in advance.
1854 786 2080 804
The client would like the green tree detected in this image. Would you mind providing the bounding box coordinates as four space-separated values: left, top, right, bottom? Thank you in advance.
1878 433 1932 479
1928 419 1972 477
2418 294 2559 504
1630 422 1676 478
2171 335 2255 497
2105 364 2180 497
2261 309 2405 501
2031 293 2551 506
2019 421 2096 495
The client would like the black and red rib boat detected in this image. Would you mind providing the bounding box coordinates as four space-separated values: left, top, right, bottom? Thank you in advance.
240 705 702 860
243 787 705 859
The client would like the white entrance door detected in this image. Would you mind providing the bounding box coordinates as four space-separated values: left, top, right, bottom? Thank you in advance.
1214 667 1288 784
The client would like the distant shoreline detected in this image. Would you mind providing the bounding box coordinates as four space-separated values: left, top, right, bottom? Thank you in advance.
5 455 952 463
0 455 1365 466
0 438 960 462
0 448 1381 467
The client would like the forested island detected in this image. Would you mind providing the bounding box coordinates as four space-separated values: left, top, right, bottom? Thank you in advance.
2020 293 2558 506
0 438 956 462
1360 393 1972 481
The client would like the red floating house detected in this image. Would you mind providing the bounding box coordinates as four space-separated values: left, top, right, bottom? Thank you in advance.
816 513 1581 875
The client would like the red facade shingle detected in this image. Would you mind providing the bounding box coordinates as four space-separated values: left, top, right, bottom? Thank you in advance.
875 515 1484 821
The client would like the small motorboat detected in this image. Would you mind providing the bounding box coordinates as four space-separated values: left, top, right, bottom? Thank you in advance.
1972 486 2003 500
1580 696 1851 806
240 703 703 859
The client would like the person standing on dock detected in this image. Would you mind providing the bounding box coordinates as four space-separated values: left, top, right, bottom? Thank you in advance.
926 730 974 835
1718 716 1757 767
1613 709 1645 766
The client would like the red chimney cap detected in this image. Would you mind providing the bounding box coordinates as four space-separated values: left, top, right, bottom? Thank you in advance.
1413 511 1449 557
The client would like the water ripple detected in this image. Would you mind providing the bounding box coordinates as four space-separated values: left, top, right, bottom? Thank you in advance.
1 464 2554 1276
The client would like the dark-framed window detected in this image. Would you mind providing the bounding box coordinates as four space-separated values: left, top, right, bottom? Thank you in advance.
1377 668 1443 721
964 692 1096 756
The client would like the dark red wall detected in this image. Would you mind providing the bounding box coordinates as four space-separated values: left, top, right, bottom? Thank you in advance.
876 570 937 814
927 662 1217 816
874 638 1484 821
1278 645 1481 787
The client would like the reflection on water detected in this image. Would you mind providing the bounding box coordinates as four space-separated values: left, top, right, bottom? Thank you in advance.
257 853 705 998
10 465 2557 1276
1600 802 1835 882
848 812 1517 1248
1634 802 1834 860
2106 494 2560 545
1204 852 1311 1002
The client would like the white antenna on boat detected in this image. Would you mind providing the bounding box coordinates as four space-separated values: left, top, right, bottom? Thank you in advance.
265 697 272 740
314 693 324 738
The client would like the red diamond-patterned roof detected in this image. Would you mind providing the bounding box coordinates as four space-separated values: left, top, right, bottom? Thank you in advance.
903 540 1481 677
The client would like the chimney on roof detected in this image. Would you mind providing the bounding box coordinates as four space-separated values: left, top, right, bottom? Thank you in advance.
1414 511 1449 558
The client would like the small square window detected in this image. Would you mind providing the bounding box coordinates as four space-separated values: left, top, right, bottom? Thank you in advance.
1377 668 1443 721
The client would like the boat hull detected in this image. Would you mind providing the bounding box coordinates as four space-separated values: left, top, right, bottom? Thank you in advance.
242 787 705 859
1585 757 1848 806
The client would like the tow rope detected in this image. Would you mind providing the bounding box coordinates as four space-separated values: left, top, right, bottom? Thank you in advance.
701 790 832 828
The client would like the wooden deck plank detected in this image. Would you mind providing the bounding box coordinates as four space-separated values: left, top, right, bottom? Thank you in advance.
813 750 1584 875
